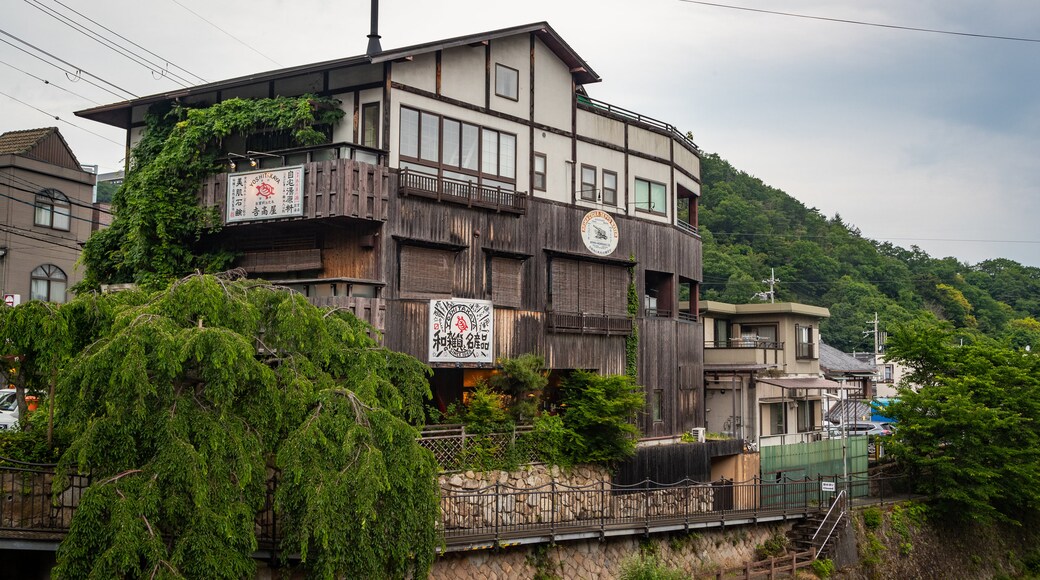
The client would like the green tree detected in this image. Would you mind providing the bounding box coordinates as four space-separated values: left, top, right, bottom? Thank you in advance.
560 371 644 464
489 353 548 422
885 322 1040 524
51 272 439 579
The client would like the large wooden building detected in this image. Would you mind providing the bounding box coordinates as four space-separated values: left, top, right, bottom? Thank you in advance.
76 22 704 437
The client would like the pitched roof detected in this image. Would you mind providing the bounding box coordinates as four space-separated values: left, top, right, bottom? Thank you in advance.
819 343 876 374
0 127 83 170
0 127 58 155
76 22 600 130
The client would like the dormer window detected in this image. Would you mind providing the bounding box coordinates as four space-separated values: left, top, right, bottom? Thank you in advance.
34 189 71 231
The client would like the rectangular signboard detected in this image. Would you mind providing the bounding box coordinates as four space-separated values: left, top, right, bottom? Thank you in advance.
226 166 304 223
429 299 493 363
821 481 836 492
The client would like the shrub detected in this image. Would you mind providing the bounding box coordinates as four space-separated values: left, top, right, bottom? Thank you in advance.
529 413 571 467
862 507 883 530
754 533 788 559
560 370 644 465
811 558 835 578
618 553 687 580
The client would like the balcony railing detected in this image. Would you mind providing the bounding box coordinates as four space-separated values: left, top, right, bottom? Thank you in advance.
198 157 390 225
305 295 385 334
707 338 784 349
398 169 527 215
577 94 701 155
546 310 633 335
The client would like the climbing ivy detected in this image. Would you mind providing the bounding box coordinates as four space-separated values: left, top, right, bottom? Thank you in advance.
79 96 344 290
626 259 639 378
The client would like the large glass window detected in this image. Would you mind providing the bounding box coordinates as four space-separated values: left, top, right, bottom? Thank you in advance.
420 111 439 162
34 189 71 231
580 165 597 201
399 108 419 158
495 64 519 100
30 264 67 303
443 119 461 167
635 178 667 215
399 106 516 188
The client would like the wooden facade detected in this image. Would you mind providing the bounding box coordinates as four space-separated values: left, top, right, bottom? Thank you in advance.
82 22 705 437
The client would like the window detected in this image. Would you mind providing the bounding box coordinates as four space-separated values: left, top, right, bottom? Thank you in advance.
713 319 730 346
490 256 523 308
30 264 67 303
884 365 894 383
602 171 617 205
797 400 818 432
399 107 516 187
34 189 71 230
580 165 597 201
634 178 667 214
796 324 815 359
652 390 664 423
361 102 380 148
766 402 786 435
533 153 546 191
495 64 519 100
399 245 454 297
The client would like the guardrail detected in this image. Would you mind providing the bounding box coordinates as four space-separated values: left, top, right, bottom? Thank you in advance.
398 169 527 214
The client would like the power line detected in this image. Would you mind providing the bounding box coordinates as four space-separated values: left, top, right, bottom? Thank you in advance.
169 0 282 68
0 57 101 105
47 0 208 84
0 223 84 253
22 0 195 88
0 36 130 102
2 174 114 216
677 0 1040 43
0 183 110 225
0 27 138 99
0 89 125 147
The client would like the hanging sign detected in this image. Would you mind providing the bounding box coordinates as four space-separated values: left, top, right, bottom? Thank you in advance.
429 299 494 363
226 166 304 223
580 210 619 256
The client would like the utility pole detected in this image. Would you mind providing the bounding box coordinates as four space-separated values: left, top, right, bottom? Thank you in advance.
761 268 779 304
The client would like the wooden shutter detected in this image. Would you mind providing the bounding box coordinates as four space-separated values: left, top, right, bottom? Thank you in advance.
550 258 579 313
400 246 453 296
578 262 605 314
603 264 629 316
491 257 522 308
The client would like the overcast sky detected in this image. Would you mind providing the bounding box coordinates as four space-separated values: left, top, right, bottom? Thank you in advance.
3 0 1038 267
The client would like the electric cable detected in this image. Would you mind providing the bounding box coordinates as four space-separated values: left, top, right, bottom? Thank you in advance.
0 27 137 99
0 57 101 105
0 89 125 146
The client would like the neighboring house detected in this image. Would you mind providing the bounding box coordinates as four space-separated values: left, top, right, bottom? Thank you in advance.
75 22 704 437
853 352 916 398
0 127 94 304
700 300 856 448
820 342 877 424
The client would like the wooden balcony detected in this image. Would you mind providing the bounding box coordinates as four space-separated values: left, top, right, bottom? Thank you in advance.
198 158 390 226
305 295 385 334
546 310 633 336
398 169 527 215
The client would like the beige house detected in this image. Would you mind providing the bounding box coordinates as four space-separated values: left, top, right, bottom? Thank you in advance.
700 300 855 448
0 128 94 304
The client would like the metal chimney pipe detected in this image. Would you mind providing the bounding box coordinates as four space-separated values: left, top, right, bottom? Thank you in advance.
366 0 382 56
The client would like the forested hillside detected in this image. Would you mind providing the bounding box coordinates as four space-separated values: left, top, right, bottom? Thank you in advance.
698 153 1040 352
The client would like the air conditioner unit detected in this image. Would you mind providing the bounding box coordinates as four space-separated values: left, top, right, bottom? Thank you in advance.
689 427 706 443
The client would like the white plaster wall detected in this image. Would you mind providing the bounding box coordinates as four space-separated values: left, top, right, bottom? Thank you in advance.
440 44 486 106
532 130 573 204
330 91 356 144
576 109 625 148
391 51 437 94
626 156 672 225
674 144 701 181
628 125 671 158
575 141 626 215
489 35 530 119
533 39 574 131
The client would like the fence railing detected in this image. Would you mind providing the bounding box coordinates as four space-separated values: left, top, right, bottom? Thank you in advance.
398 169 527 214
546 310 633 335
417 424 538 471
0 459 913 552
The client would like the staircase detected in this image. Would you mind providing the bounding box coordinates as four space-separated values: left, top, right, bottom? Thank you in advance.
787 490 848 559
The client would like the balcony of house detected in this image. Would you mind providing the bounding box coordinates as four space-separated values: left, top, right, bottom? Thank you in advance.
397 168 527 215
269 277 386 334
758 430 826 447
704 336 784 366
198 143 390 227
545 309 633 335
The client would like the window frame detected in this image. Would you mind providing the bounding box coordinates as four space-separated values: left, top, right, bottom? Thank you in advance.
533 153 546 191
795 324 815 359
652 389 664 423
602 170 617 205
494 63 519 101
30 264 67 303
634 177 667 215
580 164 597 201
34 189 71 231
361 102 380 149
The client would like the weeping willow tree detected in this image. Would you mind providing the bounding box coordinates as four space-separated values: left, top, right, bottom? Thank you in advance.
51 272 439 579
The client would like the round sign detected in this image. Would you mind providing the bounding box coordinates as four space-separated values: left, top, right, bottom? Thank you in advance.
580 210 619 256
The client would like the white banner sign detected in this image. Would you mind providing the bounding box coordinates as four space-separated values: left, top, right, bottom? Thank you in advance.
429 299 494 363
226 166 304 223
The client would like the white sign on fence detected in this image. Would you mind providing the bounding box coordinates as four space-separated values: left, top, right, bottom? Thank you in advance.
226 166 304 223
821 481 836 492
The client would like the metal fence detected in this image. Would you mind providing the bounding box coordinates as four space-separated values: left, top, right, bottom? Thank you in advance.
417 424 539 471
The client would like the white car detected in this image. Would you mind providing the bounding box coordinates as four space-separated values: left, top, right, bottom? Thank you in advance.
0 389 20 431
